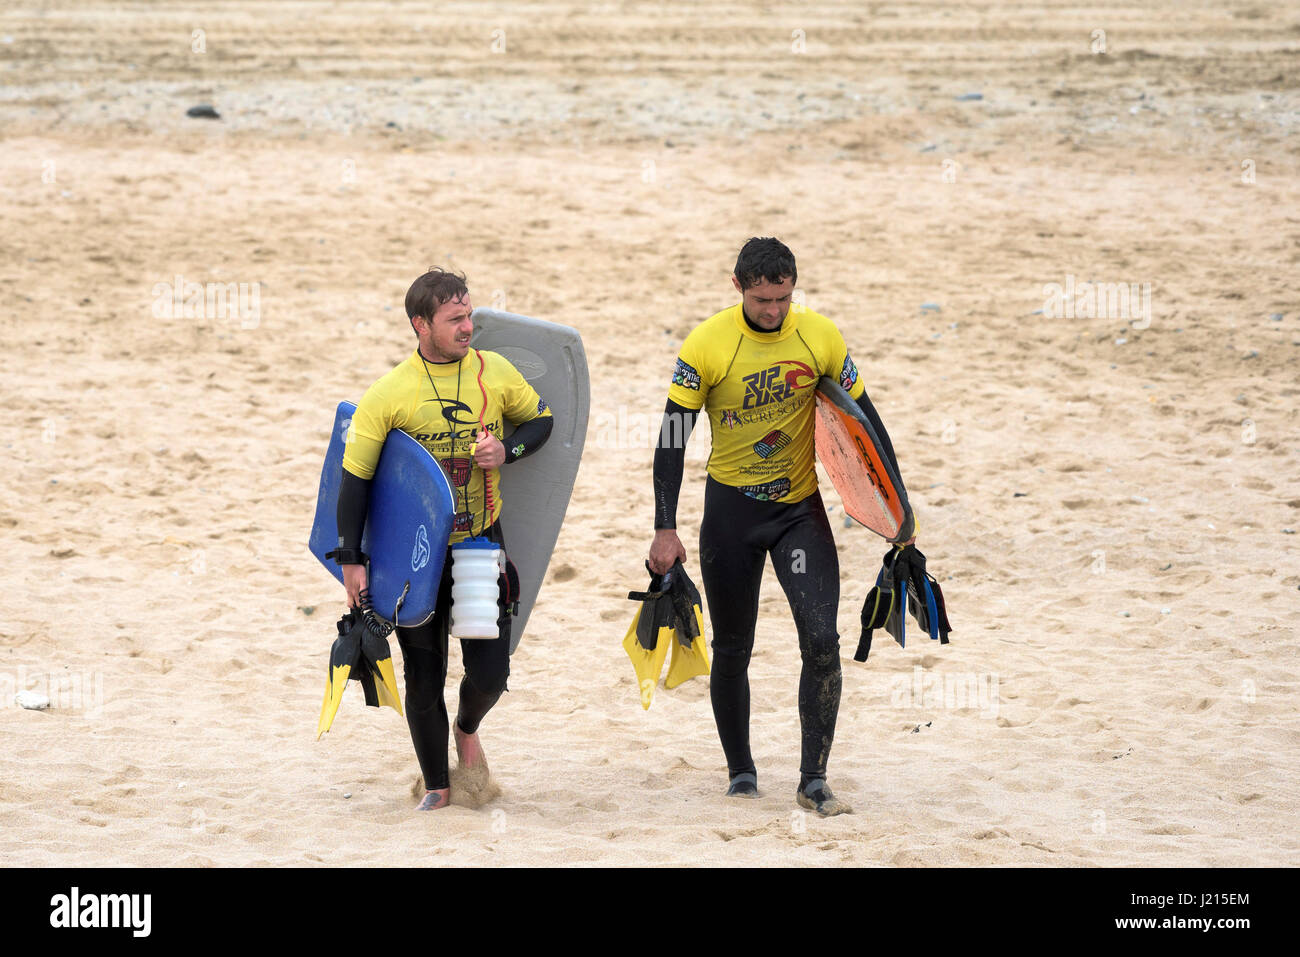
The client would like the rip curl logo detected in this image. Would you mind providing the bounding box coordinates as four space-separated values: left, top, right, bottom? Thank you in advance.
720 409 741 430
753 429 791 458
738 478 791 501
839 355 859 391
421 397 479 425
672 358 701 391
741 360 815 409
411 423 498 444
411 525 431 572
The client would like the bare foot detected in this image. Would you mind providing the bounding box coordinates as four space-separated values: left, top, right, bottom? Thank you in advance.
796 779 854 817
454 722 486 771
450 721 500 808
415 787 450 811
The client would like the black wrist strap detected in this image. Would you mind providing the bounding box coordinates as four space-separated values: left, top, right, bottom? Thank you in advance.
325 547 368 567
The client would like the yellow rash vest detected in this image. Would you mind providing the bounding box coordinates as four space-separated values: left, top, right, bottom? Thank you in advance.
667 304 864 503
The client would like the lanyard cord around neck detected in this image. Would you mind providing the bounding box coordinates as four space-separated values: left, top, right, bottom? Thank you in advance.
420 353 472 528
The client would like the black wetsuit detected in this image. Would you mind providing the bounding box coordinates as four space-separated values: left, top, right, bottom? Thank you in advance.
653 319 900 784
337 415 551 791
396 521 512 792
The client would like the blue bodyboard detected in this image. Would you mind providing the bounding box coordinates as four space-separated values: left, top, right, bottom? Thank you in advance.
308 401 456 626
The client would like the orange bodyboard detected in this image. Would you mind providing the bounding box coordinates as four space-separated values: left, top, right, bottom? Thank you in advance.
814 377 914 543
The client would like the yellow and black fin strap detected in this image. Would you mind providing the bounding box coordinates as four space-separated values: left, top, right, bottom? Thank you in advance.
666 561 704 646
627 564 670 651
317 609 364 740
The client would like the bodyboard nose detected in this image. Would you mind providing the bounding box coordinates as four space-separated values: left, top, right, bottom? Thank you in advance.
813 377 913 543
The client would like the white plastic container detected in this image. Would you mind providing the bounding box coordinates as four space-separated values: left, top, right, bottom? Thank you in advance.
450 538 502 639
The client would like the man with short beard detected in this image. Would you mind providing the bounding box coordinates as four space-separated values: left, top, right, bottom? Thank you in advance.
333 268 553 811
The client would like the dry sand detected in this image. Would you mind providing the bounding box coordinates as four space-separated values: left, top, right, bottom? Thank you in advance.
1 1 1298 866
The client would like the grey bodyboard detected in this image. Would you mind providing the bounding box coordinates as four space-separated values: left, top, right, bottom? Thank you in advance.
470 308 589 652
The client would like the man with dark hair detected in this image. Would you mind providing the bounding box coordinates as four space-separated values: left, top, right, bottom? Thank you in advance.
334 268 554 811
648 237 904 816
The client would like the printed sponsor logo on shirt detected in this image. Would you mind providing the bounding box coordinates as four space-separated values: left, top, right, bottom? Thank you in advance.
840 354 859 391
737 459 786 477
737 392 811 426
453 511 475 532
738 478 791 502
741 360 816 410
752 429 791 459
672 358 702 391
442 457 472 488
536 397 549 414
421 397 479 425
410 422 498 445
719 409 742 430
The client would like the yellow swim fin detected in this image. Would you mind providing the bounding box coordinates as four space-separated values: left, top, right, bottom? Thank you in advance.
316 607 404 739
665 603 710 689
359 625 404 717
623 561 710 706
624 566 676 709
316 615 362 740
622 606 671 709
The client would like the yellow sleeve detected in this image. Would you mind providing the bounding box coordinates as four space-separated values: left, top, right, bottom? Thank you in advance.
342 378 404 480
666 327 709 410
495 354 554 424
820 318 865 401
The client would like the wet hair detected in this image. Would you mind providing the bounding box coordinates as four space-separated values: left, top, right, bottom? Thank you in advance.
733 237 797 290
405 268 469 331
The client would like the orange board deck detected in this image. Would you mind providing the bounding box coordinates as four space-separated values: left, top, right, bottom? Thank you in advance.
814 377 914 543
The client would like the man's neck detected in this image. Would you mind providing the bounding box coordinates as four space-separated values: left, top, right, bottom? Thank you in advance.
419 347 461 365
742 308 782 334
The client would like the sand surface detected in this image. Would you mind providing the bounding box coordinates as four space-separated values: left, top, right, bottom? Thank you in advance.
2 1 1298 866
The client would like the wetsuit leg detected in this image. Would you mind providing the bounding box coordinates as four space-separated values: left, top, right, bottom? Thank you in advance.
456 557 511 732
455 521 511 734
395 561 455 791
699 478 766 778
396 523 513 787
768 492 842 781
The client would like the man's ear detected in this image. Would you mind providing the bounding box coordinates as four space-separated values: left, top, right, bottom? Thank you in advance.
731 274 742 294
